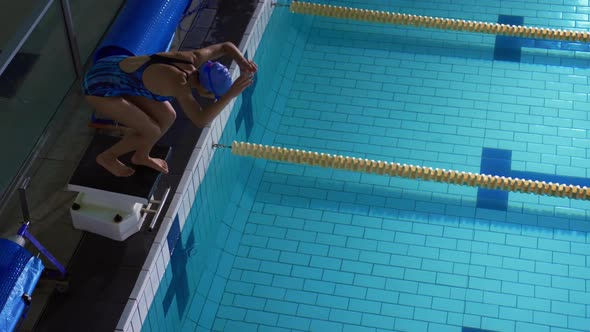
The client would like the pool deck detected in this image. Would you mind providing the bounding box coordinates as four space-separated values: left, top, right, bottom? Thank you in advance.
0 0 258 330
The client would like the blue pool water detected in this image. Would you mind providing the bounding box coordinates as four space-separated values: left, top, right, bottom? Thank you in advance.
144 1 590 331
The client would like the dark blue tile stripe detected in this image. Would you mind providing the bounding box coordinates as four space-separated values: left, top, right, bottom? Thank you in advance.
494 14 590 64
167 214 181 255
163 220 194 317
477 188 509 211
463 327 498 332
477 148 511 210
494 15 524 62
498 15 524 26
477 147 590 211
480 148 512 175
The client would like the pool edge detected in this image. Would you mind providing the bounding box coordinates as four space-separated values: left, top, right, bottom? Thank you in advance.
114 1 274 331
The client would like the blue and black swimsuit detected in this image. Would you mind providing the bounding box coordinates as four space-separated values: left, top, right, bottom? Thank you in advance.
82 54 193 102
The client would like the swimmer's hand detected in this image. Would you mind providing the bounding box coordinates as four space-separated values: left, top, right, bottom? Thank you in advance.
226 73 254 98
240 59 258 75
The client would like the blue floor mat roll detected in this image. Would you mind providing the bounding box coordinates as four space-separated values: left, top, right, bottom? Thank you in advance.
93 0 191 63
0 239 44 332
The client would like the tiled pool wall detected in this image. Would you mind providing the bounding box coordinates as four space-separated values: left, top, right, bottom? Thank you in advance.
113 1 275 331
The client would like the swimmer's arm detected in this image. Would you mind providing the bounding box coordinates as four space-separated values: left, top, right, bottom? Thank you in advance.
176 91 233 128
186 42 257 73
175 73 254 128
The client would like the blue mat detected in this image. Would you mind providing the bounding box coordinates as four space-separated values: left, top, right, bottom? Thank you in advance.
93 0 191 62
0 238 44 332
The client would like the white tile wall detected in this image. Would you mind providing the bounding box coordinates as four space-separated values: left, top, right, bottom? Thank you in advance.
115 0 275 330
155 249 166 281
154 215 173 245
161 238 171 267
129 307 141 332
115 299 137 331
162 193 182 223
185 146 200 172
176 168 193 198
137 294 149 324
129 270 149 300
141 243 161 271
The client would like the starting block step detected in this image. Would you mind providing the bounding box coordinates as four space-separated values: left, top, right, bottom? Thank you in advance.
68 134 172 241
68 134 171 204
70 194 143 241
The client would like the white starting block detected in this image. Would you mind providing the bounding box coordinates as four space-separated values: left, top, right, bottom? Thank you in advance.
67 135 171 241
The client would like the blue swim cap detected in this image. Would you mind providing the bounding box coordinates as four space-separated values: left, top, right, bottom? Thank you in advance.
199 61 232 99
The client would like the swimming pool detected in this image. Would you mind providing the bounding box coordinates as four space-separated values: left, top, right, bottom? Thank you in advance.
134 0 590 331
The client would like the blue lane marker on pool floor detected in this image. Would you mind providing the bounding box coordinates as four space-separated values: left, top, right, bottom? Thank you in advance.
163 218 194 317
494 15 524 62
166 214 181 255
477 148 590 210
463 327 498 332
477 148 511 210
493 15 590 64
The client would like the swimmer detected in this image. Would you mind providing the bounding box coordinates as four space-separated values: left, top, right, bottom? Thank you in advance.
82 42 257 177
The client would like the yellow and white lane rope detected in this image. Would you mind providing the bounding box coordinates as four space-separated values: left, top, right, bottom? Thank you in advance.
229 141 590 200
289 1 590 43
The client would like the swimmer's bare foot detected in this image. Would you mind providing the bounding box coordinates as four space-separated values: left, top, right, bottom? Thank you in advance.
131 155 169 174
96 152 135 177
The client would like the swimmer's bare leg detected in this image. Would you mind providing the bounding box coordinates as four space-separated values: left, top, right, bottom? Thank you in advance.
85 95 168 176
125 96 176 174
96 151 135 177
